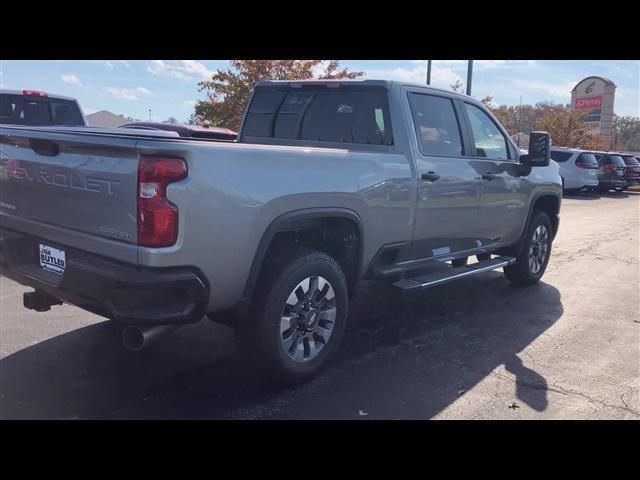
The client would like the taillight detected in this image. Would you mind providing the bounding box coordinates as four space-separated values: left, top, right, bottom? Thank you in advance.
22 89 48 97
604 163 617 172
137 156 187 247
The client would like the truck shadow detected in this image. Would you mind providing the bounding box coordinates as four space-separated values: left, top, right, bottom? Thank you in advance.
0 272 562 419
562 192 601 200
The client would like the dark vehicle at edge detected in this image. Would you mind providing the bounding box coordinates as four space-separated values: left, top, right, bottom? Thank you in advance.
594 152 627 193
620 154 640 190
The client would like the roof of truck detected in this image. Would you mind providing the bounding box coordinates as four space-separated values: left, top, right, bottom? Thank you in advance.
255 79 475 100
0 89 78 102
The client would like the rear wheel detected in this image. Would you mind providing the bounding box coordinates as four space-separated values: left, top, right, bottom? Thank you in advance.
596 185 609 193
504 211 553 286
237 247 348 385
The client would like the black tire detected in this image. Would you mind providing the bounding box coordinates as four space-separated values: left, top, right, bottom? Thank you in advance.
596 185 609 194
237 247 348 385
451 257 468 267
504 211 553 286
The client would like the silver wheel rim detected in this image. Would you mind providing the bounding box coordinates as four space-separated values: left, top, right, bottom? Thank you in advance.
528 225 549 275
280 276 336 363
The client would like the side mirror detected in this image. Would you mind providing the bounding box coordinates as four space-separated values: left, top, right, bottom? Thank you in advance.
521 131 551 167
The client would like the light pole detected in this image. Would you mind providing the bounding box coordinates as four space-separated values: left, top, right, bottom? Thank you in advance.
466 60 474 96
148 109 152 121
426 60 432 85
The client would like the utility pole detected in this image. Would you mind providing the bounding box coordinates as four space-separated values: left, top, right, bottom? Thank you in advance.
426 60 432 85
517 95 523 146
466 60 474 96
148 109 152 121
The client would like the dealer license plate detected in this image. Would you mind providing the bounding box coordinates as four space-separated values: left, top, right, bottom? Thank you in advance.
39 244 66 275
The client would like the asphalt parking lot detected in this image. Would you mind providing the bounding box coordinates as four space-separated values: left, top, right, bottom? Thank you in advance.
1 190 638 420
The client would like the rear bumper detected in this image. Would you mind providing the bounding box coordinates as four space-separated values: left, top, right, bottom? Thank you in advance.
598 178 626 188
0 227 208 324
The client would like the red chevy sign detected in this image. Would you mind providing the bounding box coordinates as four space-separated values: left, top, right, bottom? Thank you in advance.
574 95 603 110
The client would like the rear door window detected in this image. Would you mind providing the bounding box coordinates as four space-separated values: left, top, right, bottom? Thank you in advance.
407 92 463 156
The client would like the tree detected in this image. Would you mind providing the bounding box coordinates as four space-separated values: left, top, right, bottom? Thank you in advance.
164 117 178 124
535 108 604 150
480 95 494 107
613 115 640 151
195 60 364 130
450 80 464 93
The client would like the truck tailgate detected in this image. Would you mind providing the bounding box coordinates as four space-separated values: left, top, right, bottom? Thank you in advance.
0 127 140 247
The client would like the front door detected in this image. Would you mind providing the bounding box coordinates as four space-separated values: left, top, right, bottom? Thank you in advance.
405 90 481 260
462 102 529 247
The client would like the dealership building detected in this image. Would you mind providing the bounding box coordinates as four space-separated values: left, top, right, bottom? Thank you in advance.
570 76 616 150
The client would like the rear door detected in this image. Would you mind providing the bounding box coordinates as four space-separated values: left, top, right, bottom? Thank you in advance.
404 88 481 260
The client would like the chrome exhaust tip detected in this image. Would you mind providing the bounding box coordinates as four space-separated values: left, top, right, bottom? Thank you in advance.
121 324 178 351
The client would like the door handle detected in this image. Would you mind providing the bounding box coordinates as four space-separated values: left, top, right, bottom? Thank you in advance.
482 173 497 181
421 172 440 182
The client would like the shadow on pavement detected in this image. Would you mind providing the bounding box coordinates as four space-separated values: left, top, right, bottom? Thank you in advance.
563 192 601 200
0 271 563 419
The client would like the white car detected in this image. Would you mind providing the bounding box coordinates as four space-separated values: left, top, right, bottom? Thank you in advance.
550 147 600 192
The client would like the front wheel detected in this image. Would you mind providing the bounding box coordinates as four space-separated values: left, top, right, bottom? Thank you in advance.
237 247 348 385
504 211 553 286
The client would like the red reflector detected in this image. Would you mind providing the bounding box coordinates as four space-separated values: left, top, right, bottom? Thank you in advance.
137 156 187 247
22 89 48 97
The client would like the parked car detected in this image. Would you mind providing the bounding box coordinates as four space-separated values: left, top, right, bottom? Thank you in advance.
0 79 561 384
550 147 599 193
119 121 237 141
620 154 640 190
0 89 87 126
593 152 628 193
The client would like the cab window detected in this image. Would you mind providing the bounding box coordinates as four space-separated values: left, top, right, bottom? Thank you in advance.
464 103 510 160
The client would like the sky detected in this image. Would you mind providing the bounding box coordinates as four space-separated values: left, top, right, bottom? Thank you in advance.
1 60 637 123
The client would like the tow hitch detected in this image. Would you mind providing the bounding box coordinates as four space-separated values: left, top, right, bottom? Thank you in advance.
23 289 63 312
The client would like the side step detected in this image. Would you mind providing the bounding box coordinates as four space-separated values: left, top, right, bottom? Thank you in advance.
393 256 516 291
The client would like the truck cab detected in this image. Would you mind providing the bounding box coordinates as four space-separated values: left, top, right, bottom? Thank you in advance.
0 89 87 127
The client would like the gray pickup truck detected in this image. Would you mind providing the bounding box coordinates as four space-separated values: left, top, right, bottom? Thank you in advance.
0 80 561 383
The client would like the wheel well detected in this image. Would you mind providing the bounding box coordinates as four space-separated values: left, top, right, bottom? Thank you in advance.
533 195 560 238
247 216 362 308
